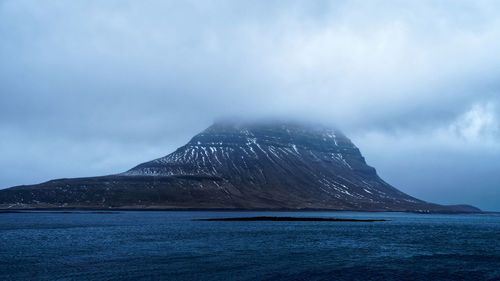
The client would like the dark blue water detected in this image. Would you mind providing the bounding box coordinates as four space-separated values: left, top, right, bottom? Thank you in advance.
1 211 499 280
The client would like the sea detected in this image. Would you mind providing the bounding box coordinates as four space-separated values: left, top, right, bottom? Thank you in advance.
0 211 499 280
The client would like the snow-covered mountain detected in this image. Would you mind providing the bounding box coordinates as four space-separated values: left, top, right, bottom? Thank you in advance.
0 121 480 212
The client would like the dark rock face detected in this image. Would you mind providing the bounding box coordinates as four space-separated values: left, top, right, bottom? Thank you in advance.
0 121 481 212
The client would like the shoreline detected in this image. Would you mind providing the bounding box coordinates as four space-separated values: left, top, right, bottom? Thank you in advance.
0 208 495 214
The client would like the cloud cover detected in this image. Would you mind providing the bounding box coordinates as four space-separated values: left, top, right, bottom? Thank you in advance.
1 0 499 210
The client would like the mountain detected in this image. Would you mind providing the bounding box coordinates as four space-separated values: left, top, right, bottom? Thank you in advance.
0 121 480 212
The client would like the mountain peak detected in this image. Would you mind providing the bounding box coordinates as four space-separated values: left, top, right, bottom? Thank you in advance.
191 120 353 154
124 120 369 178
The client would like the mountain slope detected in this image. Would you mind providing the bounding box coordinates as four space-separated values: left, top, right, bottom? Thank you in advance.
0 121 480 212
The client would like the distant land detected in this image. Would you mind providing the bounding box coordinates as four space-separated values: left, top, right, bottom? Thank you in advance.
0 121 480 213
193 216 390 222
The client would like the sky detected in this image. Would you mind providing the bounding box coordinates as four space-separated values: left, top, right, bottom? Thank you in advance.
1 0 499 211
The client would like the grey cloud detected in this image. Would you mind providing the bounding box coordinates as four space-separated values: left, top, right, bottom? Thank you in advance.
1 0 499 210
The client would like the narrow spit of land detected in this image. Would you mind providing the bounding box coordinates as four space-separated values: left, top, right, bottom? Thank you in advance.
0 210 119 214
194 216 389 222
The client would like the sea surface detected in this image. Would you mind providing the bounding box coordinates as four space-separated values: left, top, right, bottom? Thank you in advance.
0 211 499 280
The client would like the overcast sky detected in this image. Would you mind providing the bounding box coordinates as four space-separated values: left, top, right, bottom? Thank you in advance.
1 0 499 211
